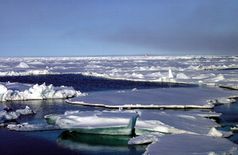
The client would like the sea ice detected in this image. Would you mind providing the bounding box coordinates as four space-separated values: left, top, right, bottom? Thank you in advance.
143 134 238 155
7 122 59 131
0 106 34 124
67 86 237 109
0 82 82 101
45 110 139 135
16 62 30 68
0 56 238 88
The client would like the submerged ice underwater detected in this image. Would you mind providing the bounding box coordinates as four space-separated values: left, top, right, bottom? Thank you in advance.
1 56 238 155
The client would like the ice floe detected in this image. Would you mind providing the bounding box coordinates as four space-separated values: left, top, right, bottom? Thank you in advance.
137 110 220 136
0 82 82 101
0 106 34 124
7 122 59 131
44 110 139 135
67 86 237 109
143 134 238 155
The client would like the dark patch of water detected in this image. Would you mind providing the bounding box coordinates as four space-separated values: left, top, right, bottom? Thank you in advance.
0 74 197 92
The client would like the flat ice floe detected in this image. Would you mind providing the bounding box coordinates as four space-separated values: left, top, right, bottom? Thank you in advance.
67 86 237 109
143 134 238 155
42 109 225 137
0 82 82 101
136 110 220 135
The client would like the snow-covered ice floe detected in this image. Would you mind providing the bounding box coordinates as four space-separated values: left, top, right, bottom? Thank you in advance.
142 134 238 155
0 106 34 125
66 86 237 109
44 110 139 135
0 82 82 101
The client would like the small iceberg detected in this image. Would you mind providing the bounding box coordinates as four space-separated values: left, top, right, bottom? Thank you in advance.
45 110 139 136
0 106 34 125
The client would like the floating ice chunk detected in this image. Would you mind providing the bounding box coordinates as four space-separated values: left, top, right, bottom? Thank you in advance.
45 110 139 135
0 106 34 124
15 106 34 115
3 111 19 120
131 88 137 92
16 62 30 68
7 122 59 131
209 97 236 105
208 127 223 137
128 133 161 145
207 127 233 138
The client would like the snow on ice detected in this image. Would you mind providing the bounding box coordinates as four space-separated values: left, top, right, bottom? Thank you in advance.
0 82 82 101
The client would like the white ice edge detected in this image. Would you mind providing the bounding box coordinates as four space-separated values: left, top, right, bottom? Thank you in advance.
7 122 60 131
65 100 214 109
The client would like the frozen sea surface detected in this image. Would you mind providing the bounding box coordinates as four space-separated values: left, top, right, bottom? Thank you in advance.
1 56 238 155
68 86 237 109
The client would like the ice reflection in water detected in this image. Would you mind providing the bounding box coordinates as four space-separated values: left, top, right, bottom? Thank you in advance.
57 131 146 155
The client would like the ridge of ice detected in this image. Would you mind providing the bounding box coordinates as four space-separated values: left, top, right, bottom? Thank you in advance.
16 62 30 68
168 68 173 79
0 106 34 124
44 110 139 133
207 127 223 137
0 82 82 101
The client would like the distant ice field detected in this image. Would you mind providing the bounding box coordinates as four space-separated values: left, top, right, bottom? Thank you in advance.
0 56 238 88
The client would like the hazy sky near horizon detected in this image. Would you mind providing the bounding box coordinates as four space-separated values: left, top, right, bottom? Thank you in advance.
0 0 238 56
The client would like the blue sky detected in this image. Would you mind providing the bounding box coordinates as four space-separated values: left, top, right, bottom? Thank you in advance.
0 0 238 56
